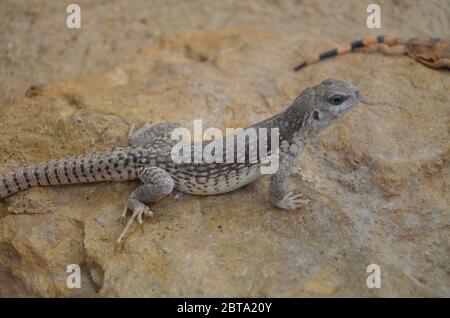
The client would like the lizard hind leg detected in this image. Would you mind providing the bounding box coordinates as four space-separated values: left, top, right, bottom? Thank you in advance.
117 166 174 242
128 122 181 147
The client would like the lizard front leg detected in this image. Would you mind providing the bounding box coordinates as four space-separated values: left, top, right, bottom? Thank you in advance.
269 139 310 210
128 122 180 147
117 166 174 242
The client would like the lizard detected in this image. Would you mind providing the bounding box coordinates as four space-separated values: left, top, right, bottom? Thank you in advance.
293 35 450 71
0 78 361 242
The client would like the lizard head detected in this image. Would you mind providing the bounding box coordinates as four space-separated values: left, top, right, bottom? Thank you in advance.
300 78 361 136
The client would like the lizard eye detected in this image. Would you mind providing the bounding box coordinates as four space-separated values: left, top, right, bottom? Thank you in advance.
328 94 347 105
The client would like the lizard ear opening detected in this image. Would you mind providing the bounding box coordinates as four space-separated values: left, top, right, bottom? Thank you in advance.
313 110 320 120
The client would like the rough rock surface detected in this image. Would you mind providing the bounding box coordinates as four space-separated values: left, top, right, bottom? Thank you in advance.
0 1 449 297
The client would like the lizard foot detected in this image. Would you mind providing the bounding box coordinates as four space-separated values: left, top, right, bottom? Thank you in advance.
276 192 310 211
118 203 153 243
128 122 153 146
128 122 152 138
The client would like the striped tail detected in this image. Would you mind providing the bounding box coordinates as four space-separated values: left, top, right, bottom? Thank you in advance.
0 150 139 200
293 35 399 71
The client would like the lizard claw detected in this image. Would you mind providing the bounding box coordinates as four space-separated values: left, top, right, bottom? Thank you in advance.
277 192 310 211
117 204 153 243
128 122 152 138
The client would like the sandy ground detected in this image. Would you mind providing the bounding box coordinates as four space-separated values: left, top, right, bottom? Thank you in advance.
1 0 449 100
0 0 449 297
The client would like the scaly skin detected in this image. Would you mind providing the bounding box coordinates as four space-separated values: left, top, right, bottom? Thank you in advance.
294 35 450 71
0 78 361 242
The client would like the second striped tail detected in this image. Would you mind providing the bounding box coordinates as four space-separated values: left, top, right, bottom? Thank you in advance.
294 35 399 71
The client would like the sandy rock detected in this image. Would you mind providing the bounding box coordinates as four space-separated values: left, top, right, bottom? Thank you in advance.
0 5 449 297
